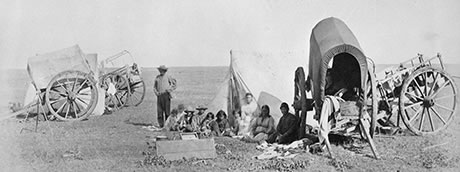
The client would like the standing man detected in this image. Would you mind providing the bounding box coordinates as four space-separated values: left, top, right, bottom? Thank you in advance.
154 65 177 128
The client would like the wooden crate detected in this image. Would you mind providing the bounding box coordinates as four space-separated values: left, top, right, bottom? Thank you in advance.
156 138 216 160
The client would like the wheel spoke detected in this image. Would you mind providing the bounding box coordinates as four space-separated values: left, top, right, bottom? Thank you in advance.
404 101 423 109
418 107 425 131
75 98 88 109
115 95 122 106
65 102 71 119
409 106 424 124
118 92 128 102
435 94 456 101
71 76 77 92
434 104 455 112
130 93 141 102
76 95 91 100
50 98 66 105
73 101 81 114
428 72 439 96
424 72 428 96
427 107 435 131
49 89 64 95
72 101 79 118
430 107 446 125
56 100 67 113
405 92 423 101
56 80 69 92
78 92 92 96
75 78 89 93
431 79 451 98
76 97 89 106
412 77 425 97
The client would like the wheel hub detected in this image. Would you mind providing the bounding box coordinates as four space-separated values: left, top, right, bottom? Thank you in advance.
423 97 434 108
67 91 76 101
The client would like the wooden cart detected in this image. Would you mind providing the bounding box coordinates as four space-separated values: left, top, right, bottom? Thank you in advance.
99 50 146 110
26 45 99 121
376 54 457 135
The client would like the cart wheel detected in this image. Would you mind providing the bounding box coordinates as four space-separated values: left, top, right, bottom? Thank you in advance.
399 67 457 135
104 74 130 110
365 71 378 137
45 70 98 121
126 76 145 106
293 67 308 138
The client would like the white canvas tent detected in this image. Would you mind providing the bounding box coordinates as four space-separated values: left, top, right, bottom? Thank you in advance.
208 50 317 127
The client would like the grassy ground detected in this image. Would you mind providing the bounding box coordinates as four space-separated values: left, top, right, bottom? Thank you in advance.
0 65 459 171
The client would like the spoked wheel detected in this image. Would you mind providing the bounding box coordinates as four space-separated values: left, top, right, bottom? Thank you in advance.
364 71 378 137
399 67 457 135
45 70 98 121
126 75 145 106
104 74 130 110
294 67 308 138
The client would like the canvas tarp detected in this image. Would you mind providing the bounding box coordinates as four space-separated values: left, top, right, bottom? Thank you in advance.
27 45 92 89
308 17 368 111
23 52 104 116
208 50 318 126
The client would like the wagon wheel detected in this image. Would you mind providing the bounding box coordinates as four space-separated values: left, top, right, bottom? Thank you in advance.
126 77 145 106
45 70 98 121
293 67 308 138
104 74 130 110
399 67 457 135
364 71 378 137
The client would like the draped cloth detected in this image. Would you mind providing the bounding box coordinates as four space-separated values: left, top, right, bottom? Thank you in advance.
318 96 343 144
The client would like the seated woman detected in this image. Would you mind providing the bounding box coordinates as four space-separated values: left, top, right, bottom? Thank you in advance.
200 112 215 135
267 102 299 144
244 105 275 143
211 110 234 137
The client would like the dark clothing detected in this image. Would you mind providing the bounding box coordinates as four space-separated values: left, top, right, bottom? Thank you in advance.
211 119 234 137
216 119 230 132
177 114 199 132
157 93 171 127
154 73 176 127
269 113 299 144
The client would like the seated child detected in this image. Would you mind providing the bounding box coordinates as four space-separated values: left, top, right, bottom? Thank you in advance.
200 112 215 136
212 110 235 137
164 109 180 131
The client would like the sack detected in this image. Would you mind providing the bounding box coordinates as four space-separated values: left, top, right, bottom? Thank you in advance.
339 101 360 116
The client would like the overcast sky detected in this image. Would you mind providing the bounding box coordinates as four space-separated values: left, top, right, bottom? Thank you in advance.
1 0 459 69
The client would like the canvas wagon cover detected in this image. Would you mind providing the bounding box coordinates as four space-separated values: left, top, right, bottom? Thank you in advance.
27 45 92 89
308 17 368 109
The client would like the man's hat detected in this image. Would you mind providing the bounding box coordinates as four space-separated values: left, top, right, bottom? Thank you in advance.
185 106 195 112
196 105 208 110
157 65 168 71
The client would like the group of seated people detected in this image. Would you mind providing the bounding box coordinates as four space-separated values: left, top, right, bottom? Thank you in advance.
162 104 237 137
243 103 300 144
162 102 301 145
